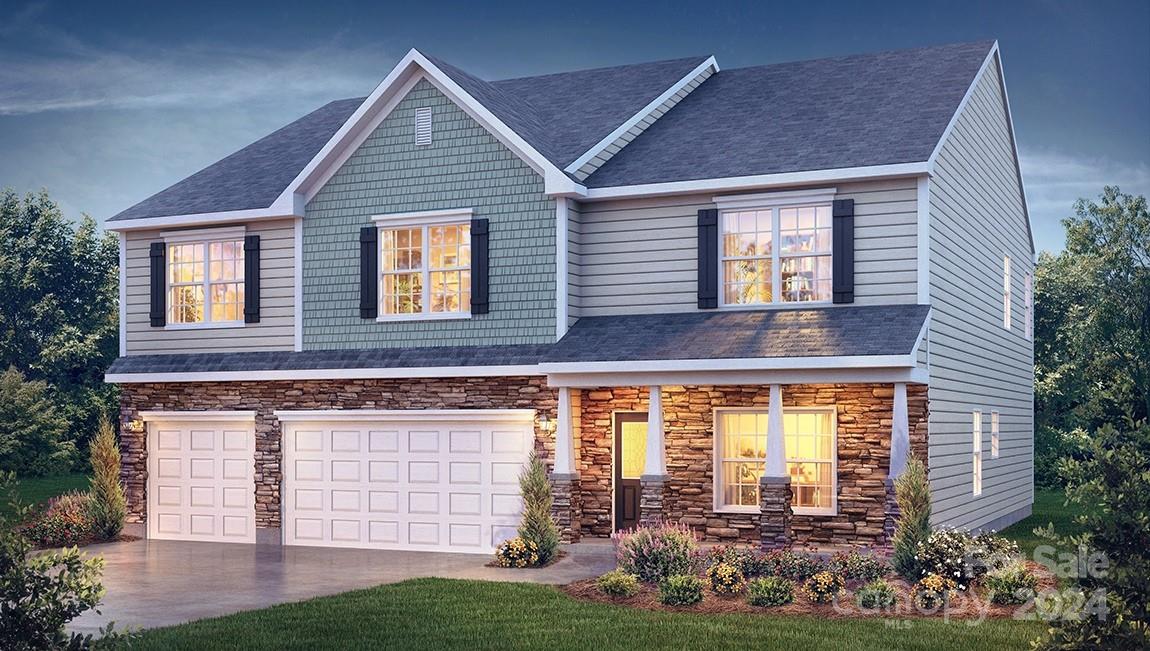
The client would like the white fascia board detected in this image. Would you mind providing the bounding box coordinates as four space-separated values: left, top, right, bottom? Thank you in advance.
927 43 997 171
578 162 931 202
106 364 544 384
563 56 719 175
555 198 569 340
104 207 300 232
548 366 929 388
538 354 916 376
293 216 303 352
138 410 257 422
274 408 536 422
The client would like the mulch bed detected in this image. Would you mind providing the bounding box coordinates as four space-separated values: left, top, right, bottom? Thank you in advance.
31 533 141 552
562 561 1056 620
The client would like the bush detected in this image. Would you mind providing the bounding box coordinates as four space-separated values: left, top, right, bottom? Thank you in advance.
769 550 826 581
706 561 746 595
984 562 1038 605
1034 426 1087 489
494 537 539 568
88 414 126 541
855 579 898 610
517 453 559 565
892 455 931 580
0 367 75 476
746 576 794 607
828 550 888 582
658 574 704 606
612 522 697 584
911 573 956 611
21 491 95 548
802 571 845 604
916 528 1020 589
595 570 640 598
700 544 772 578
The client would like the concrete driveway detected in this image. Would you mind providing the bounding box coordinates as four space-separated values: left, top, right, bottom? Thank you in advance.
71 538 615 634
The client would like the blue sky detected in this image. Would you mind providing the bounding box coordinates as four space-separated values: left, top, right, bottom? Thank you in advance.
1 0 1146 253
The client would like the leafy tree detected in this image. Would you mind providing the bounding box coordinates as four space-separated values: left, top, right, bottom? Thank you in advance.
0 367 74 476
87 415 125 540
517 453 560 565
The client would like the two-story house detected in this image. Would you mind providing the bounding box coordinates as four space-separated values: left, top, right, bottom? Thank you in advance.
105 40 1034 553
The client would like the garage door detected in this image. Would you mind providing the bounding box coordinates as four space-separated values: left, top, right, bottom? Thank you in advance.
277 409 535 554
143 412 257 543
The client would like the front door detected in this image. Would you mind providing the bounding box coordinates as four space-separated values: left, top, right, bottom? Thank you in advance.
614 413 647 531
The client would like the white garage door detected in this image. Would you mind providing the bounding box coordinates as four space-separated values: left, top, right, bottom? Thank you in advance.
277 409 535 554
143 412 257 544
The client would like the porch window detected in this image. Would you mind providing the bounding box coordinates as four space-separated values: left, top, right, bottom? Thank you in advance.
715 408 836 514
379 222 471 317
720 203 833 306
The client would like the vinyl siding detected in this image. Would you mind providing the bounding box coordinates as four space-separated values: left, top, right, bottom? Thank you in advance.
123 219 296 354
303 78 556 348
571 178 919 317
927 59 1034 530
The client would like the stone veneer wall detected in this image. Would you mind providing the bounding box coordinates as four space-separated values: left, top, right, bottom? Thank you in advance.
576 384 928 546
119 377 557 529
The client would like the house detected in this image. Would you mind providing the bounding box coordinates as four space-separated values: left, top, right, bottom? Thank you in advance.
104 40 1034 553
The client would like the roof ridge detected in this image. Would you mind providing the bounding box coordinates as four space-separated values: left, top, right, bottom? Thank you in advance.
490 55 709 84
720 39 995 74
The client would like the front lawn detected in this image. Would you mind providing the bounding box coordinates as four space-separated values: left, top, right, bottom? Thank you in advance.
1000 488 1085 557
2 473 89 518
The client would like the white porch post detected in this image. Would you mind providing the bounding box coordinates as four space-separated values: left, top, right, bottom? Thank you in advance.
553 387 577 476
765 383 786 477
889 382 910 479
642 386 667 478
760 383 792 548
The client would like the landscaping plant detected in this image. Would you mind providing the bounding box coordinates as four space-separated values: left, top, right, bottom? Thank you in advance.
916 528 1019 589
802 571 845 604
911 573 956 611
612 522 697 583
855 579 898 610
746 576 794 607
658 574 704 606
20 491 95 548
768 549 826 581
595 570 640 598
517 453 560 565
88 414 126 540
984 561 1038 605
705 561 746 596
494 537 539 568
828 549 889 582
701 544 772 578
892 455 931 580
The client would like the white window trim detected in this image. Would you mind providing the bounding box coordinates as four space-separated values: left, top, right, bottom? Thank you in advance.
373 209 473 321
973 410 983 496
712 406 838 517
1024 272 1033 341
162 226 247 330
714 189 837 310
991 411 1000 459
1003 255 1012 330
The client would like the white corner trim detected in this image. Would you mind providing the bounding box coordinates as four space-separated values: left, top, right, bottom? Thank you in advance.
991 42 1036 256
273 408 536 423
555 198 569 340
916 175 931 304
139 410 257 422
105 207 298 232
712 187 837 210
563 56 719 175
372 207 473 226
106 364 544 384
161 225 246 243
293 216 303 352
117 233 126 357
539 354 916 376
927 43 997 169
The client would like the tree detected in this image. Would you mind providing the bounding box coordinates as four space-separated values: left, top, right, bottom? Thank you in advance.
517 453 560 565
88 415 126 540
0 367 73 476
891 456 931 580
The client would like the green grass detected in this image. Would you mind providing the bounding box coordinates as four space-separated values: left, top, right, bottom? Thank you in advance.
1000 488 1085 557
2 473 89 518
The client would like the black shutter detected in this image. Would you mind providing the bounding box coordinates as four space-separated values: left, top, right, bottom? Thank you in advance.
471 218 489 315
697 209 719 309
832 199 855 304
359 226 378 319
243 235 261 323
148 242 166 327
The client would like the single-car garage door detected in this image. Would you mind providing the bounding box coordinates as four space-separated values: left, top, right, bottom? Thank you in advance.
277 409 535 554
143 411 257 544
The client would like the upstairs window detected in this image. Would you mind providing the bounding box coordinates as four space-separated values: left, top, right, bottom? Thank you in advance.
166 231 245 326
378 220 470 318
972 410 983 496
1024 272 1033 341
991 411 1000 459
1003 256 1012 329
720 202 833 306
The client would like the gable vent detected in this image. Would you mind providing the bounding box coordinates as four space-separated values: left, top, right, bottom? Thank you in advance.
415 107 432 146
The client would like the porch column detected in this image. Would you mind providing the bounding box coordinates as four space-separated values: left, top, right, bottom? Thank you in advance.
639 386 668 528
884 382 909 543
760 384 793 549
550 387 582 542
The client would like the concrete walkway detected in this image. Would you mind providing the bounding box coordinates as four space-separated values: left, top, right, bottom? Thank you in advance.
71 538 615 634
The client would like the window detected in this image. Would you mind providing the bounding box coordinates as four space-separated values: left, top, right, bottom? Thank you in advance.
972 410 983 496
166 233 244 326
991 411 1000 459
378 221 470 317
715 408 836 513
1003 256 1012 329
720 203 833 306
1024 272 1033 341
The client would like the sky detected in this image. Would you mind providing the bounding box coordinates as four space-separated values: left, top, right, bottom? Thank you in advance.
0 0 1147 254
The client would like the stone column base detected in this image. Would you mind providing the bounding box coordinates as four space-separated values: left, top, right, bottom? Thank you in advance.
639 475 668 528
883 477 900 545
759 475 793 550
550 472 582 542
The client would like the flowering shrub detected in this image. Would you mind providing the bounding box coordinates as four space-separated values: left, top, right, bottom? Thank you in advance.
984 562 1038 605
828 550 889 582
659 574 704 606
706 561 746 595
971 531 1020 574
596 570 640 598
494 537 539 568
916 528 1020 588
769 550 827 581
700 544 772 577
746 576 794 607
20 492 94 548
912 573 957 610
855 579 898 610
802 571 845 603
612 523 697 583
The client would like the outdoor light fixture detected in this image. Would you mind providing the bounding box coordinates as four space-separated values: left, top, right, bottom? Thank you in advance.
538 414 555 432
124 418 145 434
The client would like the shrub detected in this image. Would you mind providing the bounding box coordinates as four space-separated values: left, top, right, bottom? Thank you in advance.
494 537 539 568
892 455 931 580
828 550 888 582
596 570 640 598
984 562 1038 605
916 528 1019 589
706 561 746 596
0 367 75 476
855 579 898 610
911 573 956 611
517 453 560 565
658 574 704 606
970 531 1020 573
21 491 95 548
701 544 773 578
612 522 697 584
769 550 826 581
746 576 794 607
88 414 126 541
802 571 845 604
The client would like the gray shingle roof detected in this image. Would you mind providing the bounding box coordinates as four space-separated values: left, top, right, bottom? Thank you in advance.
543 305 931 363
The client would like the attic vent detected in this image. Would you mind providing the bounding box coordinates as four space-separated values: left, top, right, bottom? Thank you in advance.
415 107 432 146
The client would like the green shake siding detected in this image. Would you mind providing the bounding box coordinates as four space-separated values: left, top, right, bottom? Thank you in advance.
304 79 556 349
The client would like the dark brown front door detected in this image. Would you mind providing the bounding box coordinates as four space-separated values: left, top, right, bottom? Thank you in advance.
614 413 647 531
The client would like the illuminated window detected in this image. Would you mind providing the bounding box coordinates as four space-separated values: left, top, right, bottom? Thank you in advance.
721 203 832 305
1003 256 1012 329
620 420 646 479
973 410 983 496
379 222 470 317
991 411 1000 459
167 236 244 325
1024 272 1033 341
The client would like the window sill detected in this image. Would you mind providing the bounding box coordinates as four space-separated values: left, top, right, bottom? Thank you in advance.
164 321 245 331
717 302 834 311
376 312 472 323
713 505 839 517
